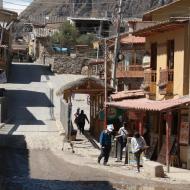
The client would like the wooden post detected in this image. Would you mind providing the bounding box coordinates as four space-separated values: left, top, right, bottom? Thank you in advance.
166 111 172 173
139 113 144 136
158 112 162 155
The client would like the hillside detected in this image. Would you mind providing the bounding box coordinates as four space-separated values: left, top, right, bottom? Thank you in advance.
20 0 174 21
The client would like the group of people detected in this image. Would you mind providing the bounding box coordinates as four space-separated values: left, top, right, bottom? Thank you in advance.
74 108 89 135
74 108 147 172
98 121 147 172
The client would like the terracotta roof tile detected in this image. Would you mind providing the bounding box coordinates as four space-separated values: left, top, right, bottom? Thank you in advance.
111 90 145 101
107 96 190 111
120 36 145 44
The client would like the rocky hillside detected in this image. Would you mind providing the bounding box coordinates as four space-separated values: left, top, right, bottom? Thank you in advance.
20 0 174 20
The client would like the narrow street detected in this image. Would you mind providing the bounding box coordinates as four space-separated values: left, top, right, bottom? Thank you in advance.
0 62 187 190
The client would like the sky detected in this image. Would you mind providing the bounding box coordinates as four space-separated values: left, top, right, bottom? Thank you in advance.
3 0 32 14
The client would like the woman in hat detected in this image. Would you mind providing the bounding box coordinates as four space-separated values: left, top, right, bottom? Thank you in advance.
98 124 114 165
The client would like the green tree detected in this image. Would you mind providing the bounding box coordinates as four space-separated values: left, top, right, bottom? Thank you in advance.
51 21 79 47
76 33 95 46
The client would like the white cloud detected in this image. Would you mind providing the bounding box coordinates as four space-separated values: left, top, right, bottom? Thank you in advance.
3 0 31 14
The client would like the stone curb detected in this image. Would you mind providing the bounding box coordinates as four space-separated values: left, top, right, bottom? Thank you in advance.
0 118 11 129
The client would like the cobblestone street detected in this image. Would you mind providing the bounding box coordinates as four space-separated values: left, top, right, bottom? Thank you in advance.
0 62 130 190
0 63 188 190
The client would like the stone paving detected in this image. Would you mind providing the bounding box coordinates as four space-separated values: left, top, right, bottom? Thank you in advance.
0 62 189 190
59 131 190 188
0 63 62 150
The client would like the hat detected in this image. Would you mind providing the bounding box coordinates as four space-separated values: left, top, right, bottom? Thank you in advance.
107 124 114 132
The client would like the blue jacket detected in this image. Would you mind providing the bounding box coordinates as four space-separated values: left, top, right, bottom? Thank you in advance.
99 130 112 147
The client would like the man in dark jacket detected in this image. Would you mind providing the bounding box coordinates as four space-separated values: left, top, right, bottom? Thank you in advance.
98 124 114 165
77 110 89 134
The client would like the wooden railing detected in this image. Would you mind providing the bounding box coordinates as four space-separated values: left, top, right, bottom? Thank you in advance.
117 64 143 71
159 69 174 84
159 69 174 95
144 70 157 84
141 70 157 94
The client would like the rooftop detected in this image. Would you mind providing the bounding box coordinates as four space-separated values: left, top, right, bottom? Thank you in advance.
133 19 188 37
110 90 145 101
56 76 113 96
107 96 190 112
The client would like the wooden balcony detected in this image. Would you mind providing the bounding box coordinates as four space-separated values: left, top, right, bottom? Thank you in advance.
158 69 173 95
116 64 144 78
141 70 157 95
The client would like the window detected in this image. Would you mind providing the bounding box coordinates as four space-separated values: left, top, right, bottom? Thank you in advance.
124 51 133 71
150 43 157 70
167 40 174 69
136 50 144 65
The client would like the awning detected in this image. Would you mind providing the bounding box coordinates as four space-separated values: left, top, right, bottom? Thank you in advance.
56 77 114 96
107 96 190 111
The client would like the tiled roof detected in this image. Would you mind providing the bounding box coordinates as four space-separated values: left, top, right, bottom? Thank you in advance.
120 36 145 44
107 96 190 111
133 19 188 37
111 90 145 101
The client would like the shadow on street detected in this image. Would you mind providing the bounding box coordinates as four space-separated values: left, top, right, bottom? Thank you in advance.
0 135 29 178
8 63 54 84
6 90 53 126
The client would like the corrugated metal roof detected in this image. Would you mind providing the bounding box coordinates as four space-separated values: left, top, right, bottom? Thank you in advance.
111 90 145 101
107 96 190 111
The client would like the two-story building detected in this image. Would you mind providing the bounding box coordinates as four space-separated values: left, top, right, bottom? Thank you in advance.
132 0 190 169
135 0 190 100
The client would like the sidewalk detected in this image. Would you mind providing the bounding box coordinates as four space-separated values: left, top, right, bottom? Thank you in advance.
54 130 190 186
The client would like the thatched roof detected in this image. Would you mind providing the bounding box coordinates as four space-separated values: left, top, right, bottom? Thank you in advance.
56 77 113 96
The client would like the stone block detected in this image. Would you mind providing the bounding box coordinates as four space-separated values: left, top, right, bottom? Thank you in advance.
143 160 165 178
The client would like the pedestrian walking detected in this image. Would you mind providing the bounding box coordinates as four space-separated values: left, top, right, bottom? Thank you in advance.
131 132 147 173
74 108 80 130
77 110 89 134
116 122 129 161
98 124 114 166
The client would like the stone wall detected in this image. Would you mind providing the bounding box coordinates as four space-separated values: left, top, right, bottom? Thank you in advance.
46 55 90 75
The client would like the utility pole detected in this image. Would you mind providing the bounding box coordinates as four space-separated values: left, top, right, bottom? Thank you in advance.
104 38 108 129
111 0 123 89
